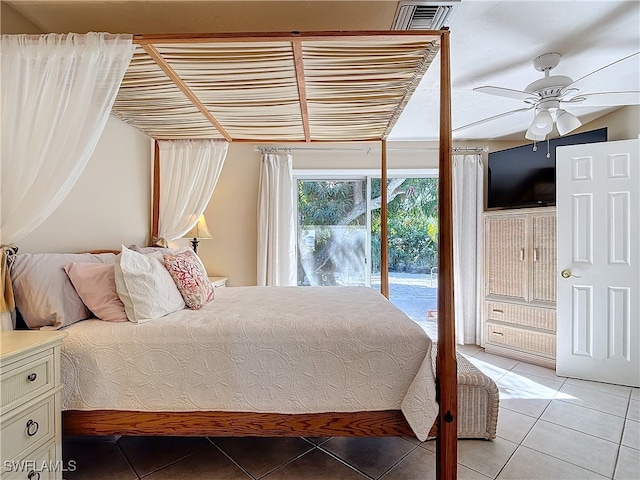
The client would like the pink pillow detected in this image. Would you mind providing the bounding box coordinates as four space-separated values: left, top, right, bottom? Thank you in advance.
163 250 214 309
64 263 128 322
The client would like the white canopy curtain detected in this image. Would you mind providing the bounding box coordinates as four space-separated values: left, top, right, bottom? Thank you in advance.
0 32 134 330
156 139 229 243
257 149 296 286
453 153 485 345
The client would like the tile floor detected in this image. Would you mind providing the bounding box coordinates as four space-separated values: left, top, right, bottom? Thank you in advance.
62 344 640 480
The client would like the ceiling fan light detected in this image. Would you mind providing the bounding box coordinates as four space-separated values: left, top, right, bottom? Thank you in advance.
525 128 546 142
556 109 582 135
530 109 553 134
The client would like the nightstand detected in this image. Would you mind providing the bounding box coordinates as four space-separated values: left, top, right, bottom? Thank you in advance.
1 330 67 480
208 276 228 288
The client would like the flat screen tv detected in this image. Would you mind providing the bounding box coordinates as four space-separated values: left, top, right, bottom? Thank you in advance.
487 127 608 210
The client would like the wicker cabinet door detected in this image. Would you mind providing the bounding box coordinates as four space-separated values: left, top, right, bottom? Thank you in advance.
531 213 557 304
485 215 528 301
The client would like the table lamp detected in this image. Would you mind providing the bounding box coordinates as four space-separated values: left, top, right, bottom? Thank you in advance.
183 215 212 254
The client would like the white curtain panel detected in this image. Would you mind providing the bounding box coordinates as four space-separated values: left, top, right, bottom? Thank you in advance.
452 153 485 345
1 32 135 244
257 151 296 286
157 139 228 242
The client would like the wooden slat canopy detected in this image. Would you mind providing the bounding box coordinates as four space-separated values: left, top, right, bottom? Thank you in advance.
111 31 440 142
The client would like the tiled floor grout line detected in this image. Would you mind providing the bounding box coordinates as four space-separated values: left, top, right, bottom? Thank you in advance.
315 443 378 479
113 438 142 479
136 449 210 479
493 361 567 480
211 441 258 480
255 443 320 480
610 392 636 480
373 442 421 480
515 415 621 479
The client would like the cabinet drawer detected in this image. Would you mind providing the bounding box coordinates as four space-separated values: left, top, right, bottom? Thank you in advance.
485 322 556 358
1 351 54 413
2 441 58 480
485 301 556 331
1 395 56 463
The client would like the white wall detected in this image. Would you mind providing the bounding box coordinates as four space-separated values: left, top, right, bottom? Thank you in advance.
17 115 153 254
1 2 43 33
193 143 261 286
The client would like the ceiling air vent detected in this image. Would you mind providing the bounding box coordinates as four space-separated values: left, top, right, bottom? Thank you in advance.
392 1 460 30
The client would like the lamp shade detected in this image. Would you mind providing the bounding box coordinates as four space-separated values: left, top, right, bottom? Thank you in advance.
529 109 553 135
556 109 582 136
525 128 546 142
183 215 213 239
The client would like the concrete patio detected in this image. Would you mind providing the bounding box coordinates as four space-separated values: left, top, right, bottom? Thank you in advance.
372 272 438 340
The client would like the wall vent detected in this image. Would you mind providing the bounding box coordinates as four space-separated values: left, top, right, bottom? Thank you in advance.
392 1 460 30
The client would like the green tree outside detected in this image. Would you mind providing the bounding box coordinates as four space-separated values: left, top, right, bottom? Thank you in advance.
297 177 438 285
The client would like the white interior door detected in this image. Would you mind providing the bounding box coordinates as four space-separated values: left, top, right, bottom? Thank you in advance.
556 137 639 387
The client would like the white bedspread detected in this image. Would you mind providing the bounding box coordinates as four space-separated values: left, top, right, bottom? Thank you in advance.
60 286 438 440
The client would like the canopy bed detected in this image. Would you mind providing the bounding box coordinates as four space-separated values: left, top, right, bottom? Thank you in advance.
4 30 460 479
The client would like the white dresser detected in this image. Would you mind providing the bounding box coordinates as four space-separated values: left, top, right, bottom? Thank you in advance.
482 207 557 368
1 331 67 480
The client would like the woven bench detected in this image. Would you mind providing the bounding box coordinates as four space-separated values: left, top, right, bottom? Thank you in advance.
429 347 499 440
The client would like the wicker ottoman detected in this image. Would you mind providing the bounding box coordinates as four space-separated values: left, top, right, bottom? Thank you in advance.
429 347 499 440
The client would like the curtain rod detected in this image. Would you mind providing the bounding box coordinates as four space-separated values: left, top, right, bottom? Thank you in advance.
254 146 488 154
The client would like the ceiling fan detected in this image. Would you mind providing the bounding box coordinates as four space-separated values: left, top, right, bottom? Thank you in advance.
455 51 640 141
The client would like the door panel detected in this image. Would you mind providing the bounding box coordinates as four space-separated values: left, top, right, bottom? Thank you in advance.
531 214 557 303
556 138 639 387
485 216 528 301
571 193 594 264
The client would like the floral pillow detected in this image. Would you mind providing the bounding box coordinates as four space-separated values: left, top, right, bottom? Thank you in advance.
163 249 214 309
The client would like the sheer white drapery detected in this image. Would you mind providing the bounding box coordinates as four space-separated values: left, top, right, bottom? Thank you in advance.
157 139 228 242
1 32 135 244
453 154 485 345
257 150 296 286
1 32 134 330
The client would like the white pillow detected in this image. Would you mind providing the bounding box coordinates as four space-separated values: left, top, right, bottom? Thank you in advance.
114 245 185 323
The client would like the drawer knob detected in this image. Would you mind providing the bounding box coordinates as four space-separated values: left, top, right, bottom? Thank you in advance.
25 419 39 437
27 372 37 382
28 470 40 480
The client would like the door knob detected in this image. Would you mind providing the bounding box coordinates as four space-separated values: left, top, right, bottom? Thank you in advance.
561 269 581 279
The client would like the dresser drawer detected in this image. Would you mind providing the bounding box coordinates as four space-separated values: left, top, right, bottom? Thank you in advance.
2 441 58 480
1 351 54 413
485 301 556 331
1 395 56 463
485 321 556 358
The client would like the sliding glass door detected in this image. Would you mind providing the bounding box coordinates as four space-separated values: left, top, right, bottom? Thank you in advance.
296 179 369 286
296 174 439 292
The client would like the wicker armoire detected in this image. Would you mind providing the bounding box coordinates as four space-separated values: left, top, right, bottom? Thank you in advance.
481 206 557 368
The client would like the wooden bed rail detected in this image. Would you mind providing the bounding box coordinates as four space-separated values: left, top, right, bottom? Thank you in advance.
63 410 439 439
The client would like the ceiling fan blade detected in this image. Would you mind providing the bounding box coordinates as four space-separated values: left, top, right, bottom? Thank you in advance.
453 106 533 132
474 86 533 101
561 51 640 94
566 91 640 107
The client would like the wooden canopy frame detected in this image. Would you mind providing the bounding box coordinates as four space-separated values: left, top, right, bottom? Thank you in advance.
65 29 457 479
